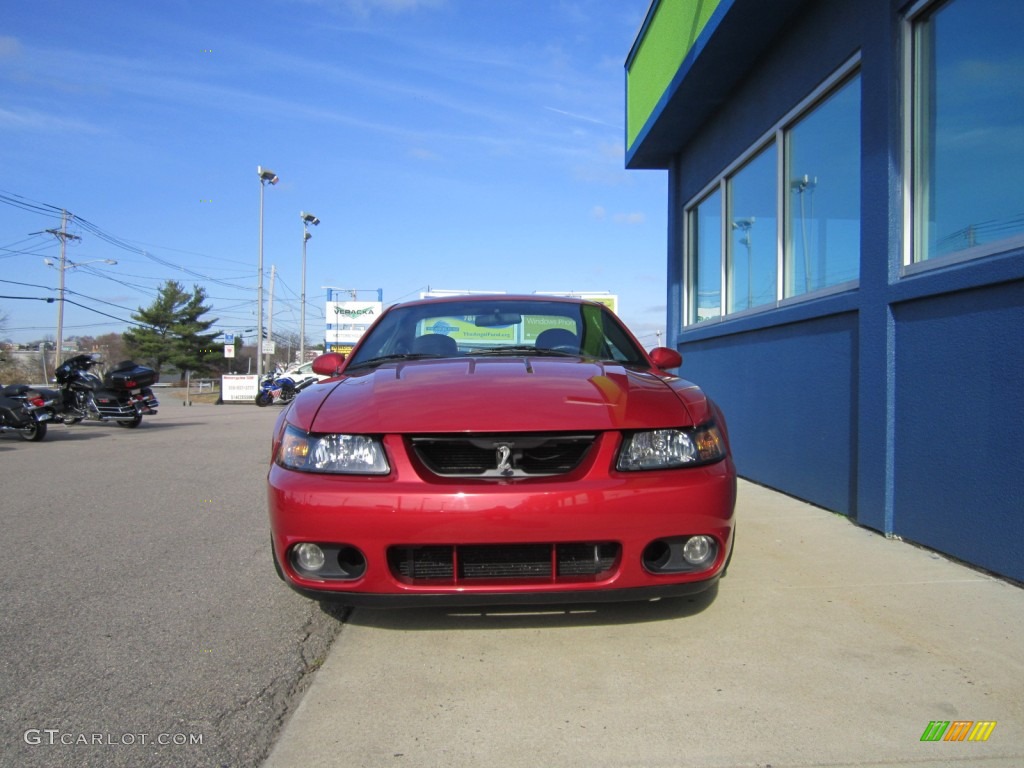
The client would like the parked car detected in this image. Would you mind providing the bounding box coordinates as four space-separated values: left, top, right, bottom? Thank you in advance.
281 359 329 384
268 294 736 607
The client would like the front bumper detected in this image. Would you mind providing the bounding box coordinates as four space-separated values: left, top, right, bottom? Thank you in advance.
269 436 736 606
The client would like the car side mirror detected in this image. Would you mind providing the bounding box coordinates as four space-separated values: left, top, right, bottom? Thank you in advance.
312 352 346 376
649 347 682 370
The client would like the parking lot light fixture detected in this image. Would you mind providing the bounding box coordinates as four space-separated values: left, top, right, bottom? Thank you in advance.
299 211 320 364
257 166 279 377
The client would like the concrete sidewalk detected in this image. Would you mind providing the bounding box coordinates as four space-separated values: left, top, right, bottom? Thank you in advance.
264 479 1023 768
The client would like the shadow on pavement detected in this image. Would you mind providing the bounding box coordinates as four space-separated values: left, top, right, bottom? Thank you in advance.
333 583 719 630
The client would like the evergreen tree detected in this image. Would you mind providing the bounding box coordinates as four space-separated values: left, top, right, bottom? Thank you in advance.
123 281 220 378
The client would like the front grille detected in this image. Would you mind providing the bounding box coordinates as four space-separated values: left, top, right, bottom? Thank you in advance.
410 434 595 478
389 542 620 584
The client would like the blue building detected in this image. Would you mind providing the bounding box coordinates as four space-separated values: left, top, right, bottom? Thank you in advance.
626 0 1023 582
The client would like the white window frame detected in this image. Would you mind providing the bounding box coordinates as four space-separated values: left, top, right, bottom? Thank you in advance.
901 0 1024 275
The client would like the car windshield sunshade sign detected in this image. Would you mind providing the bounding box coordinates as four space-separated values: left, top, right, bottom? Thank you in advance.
416 314 583 346
418 316 517 345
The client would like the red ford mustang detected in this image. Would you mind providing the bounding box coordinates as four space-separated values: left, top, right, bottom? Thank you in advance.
268 295 736 607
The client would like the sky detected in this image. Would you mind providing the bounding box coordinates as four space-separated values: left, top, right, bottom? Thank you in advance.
0 0 668 353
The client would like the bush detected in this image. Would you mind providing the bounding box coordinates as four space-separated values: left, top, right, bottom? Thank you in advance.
0 355 44 386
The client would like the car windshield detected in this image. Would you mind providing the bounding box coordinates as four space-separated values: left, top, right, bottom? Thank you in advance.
345 298 648 370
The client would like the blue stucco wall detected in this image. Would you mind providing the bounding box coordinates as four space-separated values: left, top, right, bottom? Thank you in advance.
893 279 1024 579
668 0 879 522
654 0 1024 582
679 312 858 515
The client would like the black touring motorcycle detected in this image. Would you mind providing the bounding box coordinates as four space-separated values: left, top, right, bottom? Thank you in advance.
49 354 160 428
0 384 53 441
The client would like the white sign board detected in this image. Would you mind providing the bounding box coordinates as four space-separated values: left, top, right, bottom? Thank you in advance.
221 375 259 403
325 301 382 345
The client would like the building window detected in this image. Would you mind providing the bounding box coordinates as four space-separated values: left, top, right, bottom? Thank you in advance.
785 77 861 296
684 64 860 326
728 144 778 312
909 0 1024 264
690 187 722 324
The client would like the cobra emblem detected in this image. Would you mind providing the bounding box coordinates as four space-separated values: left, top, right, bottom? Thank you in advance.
496 444 514 476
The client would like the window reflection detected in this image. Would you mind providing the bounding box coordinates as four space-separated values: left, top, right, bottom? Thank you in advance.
785 75 861 295
912 0 1024 262
692 188 722 323
683 63 861 326
728 145 777 312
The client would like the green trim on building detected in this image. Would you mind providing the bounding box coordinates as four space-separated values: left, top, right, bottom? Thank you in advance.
626 0 722 150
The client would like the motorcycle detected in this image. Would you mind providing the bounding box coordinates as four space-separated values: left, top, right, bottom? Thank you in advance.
49 354 160 428
254 367 316 407
0 384 53 441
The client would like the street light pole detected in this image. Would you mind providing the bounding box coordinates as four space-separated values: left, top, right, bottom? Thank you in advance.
299 211 320 364
257 166 279 377
731 217 755 310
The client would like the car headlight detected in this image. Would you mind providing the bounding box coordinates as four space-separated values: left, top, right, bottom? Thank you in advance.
277 425 390 475
616 424 726 471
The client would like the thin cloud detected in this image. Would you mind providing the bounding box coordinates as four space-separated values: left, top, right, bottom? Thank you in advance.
544 106 617 129
0 106 102 134
590 205 646 225
408 146 441 161
613 212 646 225
299 0 448 17
0 36 21 57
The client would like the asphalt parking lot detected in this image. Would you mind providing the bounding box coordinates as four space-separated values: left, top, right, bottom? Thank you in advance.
4 399 1019 768
0 401 340 768
265 479 1024 768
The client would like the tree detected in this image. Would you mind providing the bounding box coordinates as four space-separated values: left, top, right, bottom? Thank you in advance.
94 332 127 364
123 281 220 378
270 330 303 369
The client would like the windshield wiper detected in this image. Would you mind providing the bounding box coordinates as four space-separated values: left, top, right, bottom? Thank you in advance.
469 346 579 357
345 353 441 370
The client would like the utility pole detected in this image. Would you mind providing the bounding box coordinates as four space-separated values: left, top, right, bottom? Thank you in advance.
46 210 81 368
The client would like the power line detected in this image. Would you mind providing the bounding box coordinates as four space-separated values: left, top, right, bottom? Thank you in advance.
0 190 254 291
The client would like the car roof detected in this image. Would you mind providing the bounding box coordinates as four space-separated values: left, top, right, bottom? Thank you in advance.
388 294 605 311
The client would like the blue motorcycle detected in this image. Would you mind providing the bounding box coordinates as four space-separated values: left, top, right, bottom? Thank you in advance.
254 367 315 407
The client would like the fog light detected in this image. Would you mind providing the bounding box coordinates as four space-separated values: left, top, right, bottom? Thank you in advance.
295 543 326 571
682 535 714 566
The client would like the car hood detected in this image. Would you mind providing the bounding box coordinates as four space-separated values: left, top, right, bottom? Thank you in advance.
290 358 713 434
